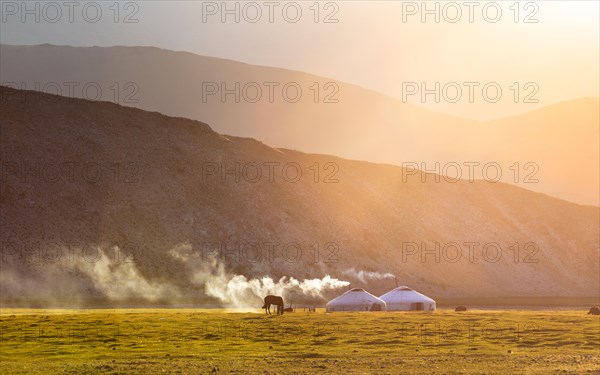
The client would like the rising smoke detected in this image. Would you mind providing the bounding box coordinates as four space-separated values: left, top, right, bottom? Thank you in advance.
342 268 395 283
3 243 391 308
170 244 350 307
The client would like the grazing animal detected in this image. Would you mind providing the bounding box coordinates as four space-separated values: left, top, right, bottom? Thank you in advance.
262 295 284 315
455 305 468 312
587 306 600 315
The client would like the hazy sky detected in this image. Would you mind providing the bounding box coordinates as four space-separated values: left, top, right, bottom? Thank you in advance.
1 0 598 120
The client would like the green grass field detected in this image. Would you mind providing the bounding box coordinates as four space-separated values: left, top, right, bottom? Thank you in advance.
1 308 598 374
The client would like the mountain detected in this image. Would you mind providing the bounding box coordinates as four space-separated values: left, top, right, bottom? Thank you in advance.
1 44 597 206
1 86 598 307
463 98 600 206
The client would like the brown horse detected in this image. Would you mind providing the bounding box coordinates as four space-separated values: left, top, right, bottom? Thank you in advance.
262 295 284 315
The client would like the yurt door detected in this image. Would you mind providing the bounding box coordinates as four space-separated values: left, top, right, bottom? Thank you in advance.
415 302 424 311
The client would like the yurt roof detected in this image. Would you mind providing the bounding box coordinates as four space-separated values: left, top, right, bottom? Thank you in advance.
327 288 385 305
379 286 435 303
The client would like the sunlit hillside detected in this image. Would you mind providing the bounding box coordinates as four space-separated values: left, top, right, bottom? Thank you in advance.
1 87 597 308
2 44 598 205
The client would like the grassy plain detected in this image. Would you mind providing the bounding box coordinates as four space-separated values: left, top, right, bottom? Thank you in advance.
0 308 598 374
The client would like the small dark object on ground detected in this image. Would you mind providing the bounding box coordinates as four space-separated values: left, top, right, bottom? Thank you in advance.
587 306 600 315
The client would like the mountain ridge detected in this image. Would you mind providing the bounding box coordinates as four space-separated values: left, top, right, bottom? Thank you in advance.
1 86 598 307
1 44 597 205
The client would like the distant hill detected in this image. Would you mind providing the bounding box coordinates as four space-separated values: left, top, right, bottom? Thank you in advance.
1 44 597 205
1 86 598 307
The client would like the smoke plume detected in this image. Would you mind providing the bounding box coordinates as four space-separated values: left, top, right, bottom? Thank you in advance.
343 268 395 283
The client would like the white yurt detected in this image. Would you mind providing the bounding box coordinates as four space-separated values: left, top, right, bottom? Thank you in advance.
379 286 436 311
326 288 387 312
